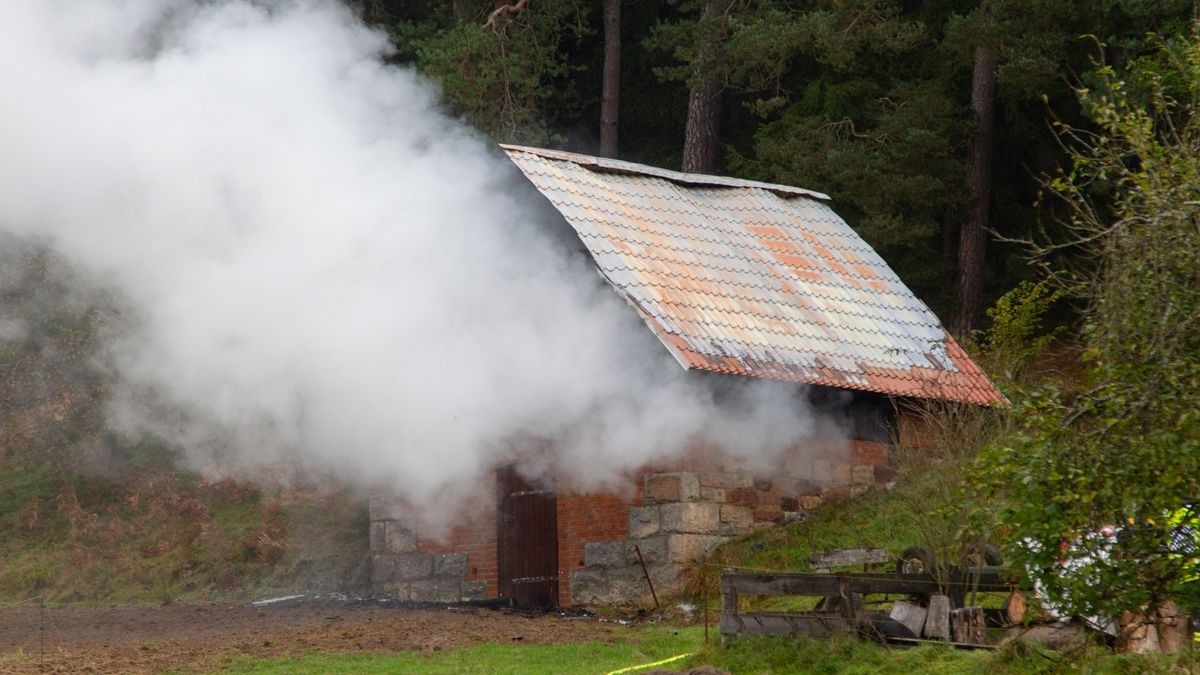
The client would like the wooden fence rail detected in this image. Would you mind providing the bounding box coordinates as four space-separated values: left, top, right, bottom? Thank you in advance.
720 570 1012 642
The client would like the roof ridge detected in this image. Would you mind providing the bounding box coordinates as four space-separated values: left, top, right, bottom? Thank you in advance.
501 144 831 201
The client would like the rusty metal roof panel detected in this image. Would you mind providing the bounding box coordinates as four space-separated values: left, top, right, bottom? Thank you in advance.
501 144 1004 405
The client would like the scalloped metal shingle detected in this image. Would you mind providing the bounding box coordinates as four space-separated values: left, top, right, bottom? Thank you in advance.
501 144 1004 406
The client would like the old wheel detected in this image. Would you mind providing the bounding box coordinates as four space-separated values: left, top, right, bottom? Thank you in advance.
897 546 936 575
962 543 1002 568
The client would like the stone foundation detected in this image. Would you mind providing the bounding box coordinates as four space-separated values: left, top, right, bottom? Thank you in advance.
568 463 882 605
368 439 893 606
368 496 489 603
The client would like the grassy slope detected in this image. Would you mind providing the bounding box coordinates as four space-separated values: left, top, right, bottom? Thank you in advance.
0 452 370 604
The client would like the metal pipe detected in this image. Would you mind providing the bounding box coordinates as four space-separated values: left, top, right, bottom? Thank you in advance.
634 545 660 612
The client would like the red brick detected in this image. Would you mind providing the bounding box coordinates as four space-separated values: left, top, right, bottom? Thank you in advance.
753 509 784 524
727 489 757 507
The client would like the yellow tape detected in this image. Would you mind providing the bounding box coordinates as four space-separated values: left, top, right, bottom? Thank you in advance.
605 652 695 675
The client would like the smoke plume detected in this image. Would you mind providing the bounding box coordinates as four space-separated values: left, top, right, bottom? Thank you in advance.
0 0 836 516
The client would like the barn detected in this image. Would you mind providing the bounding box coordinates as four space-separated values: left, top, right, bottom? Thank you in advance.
367 145 1003 608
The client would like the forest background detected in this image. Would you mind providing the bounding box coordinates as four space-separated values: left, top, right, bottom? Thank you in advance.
357 0 1195 333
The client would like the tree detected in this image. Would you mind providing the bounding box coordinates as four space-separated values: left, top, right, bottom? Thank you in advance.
399 0 591 145
681 0 730 173
953 0 996 336
977 29 1200 648
600 0 620 157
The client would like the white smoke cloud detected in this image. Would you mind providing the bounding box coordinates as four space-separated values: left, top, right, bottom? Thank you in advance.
0 0 838 516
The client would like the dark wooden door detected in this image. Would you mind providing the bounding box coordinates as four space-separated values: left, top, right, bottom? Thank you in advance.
497 465 559 608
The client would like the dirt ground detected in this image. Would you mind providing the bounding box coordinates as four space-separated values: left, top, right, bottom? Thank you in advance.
0 599 628 673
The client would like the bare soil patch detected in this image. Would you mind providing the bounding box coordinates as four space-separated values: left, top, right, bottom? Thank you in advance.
0 600 622 673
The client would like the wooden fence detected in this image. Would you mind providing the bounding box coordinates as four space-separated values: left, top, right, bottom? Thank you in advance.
719 569 1011 642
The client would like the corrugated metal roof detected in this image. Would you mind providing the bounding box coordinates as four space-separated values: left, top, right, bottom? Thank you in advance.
501 144 1003 406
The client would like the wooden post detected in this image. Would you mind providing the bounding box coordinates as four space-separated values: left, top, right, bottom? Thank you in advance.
924 595 951 640
1004 589 1026 624
1156 601 1191 654
951 607 985 644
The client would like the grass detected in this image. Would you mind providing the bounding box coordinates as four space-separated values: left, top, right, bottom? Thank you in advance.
690 466 950 613
0 449 371 604
223 625 703 674
221 626 1200 675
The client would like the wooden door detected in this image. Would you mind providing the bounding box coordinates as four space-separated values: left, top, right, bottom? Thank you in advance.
497 465 559 608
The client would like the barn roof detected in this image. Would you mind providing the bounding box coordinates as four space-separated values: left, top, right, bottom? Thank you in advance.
501 144 1003 406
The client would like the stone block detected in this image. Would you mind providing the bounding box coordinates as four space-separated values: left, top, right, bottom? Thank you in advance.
753 478 773 492
798 495 823 511
753 509 784 525
628 505 661 539
644 472 700 503
874 466 897 483
850 485 870 498
648 563 685 595
660 502 720 534
780 496 799 512
408 580 439 603
369 520 387 553
373 553 432 582
666 534 728 563
624 536 667 565
384 521 418 554
832 464 853 486
822 486 852 500
699 487 726 502
698 472 751 489
793 479 820 496
585 540 627 569
368 495 407 522
570 567 645 606
719 504 754 528
432 552 467 579
433 579 465 603
726 489 757 507
811 459 836 484
461 579 489 600
851 464 875 486
757 491 781 509
379 581 411 600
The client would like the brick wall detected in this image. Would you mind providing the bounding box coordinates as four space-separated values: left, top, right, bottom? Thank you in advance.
417 504 499 598
556 491 630 606
371 433 899 606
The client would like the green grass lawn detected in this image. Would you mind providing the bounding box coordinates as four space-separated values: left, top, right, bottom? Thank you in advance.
220 626 1200 675
222 625 704 674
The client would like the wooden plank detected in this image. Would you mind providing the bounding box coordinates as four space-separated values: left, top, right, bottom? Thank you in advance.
720 571 1011 597
810 547 889 570
924 595 950 640
719 611 854 638
885 636 998 651
950 607 985 644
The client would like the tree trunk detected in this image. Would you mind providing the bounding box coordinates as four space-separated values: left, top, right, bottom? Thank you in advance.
953 1 996 337
681 0 727 174
600 0 621 157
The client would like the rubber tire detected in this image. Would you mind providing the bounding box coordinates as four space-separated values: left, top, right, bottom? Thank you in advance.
962 542 1003 567
897 546 937 575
